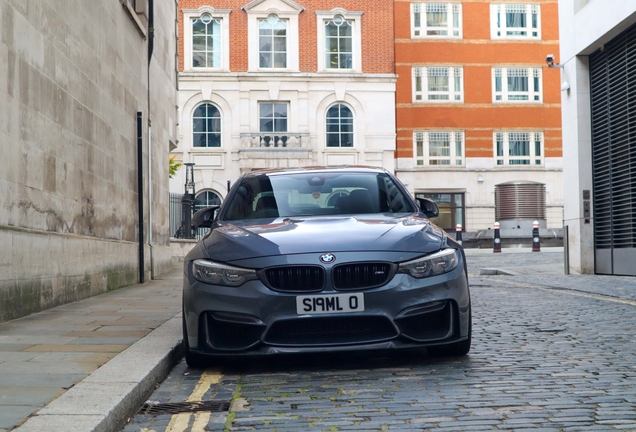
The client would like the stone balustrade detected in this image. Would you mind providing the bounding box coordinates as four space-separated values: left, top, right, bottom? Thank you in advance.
240 132 310 148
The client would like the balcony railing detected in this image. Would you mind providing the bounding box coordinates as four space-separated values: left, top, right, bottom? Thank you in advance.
240 132 310 148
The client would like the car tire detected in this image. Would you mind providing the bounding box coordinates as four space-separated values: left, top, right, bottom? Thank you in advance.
182 313 208 369
428 306 472 357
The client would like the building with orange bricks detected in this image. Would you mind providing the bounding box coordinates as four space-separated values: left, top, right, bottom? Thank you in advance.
170 0 397 213
394 0 563 232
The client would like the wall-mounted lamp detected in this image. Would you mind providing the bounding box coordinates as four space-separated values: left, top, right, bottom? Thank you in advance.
561 81 570 91
546 53 564 69
477 175 484 183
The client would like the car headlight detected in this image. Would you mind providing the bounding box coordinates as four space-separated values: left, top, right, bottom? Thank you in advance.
398 249 460 278
192 259 258 287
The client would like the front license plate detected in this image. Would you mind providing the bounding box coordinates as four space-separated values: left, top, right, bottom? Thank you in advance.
296 293 365 315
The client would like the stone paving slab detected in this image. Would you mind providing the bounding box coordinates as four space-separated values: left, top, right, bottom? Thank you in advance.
0 270 183 431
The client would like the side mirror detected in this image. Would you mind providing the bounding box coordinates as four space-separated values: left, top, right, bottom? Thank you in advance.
415 198 440 218
192 206 220 228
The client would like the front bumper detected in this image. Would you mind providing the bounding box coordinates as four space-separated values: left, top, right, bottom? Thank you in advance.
183 252 470 356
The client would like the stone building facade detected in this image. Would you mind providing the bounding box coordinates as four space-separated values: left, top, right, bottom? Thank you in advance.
170 0 396 212
559 0 636 275
0 0 178 322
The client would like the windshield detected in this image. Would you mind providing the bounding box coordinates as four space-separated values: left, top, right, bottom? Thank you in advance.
223 172 416 221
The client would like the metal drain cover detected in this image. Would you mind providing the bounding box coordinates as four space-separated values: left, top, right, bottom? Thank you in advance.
140 400 231 416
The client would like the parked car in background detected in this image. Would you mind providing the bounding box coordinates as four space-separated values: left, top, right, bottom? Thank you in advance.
182 166 471 367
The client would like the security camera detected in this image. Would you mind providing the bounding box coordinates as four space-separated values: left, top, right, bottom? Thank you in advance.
546 54 555 66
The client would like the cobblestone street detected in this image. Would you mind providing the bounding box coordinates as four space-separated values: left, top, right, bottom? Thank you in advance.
125 250 636 431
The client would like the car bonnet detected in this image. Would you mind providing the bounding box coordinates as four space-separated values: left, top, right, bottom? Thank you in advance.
202 214 445 262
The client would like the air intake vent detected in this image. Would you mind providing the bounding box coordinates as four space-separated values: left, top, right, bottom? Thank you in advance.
264 266 325 292
495 181 546 221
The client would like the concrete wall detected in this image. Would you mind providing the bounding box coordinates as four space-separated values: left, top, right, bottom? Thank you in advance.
558 0 636 273
0 0 177 322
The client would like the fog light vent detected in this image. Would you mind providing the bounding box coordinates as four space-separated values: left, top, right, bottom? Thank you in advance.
139 400 231 416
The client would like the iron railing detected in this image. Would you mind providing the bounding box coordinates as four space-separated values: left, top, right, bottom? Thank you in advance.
170 192 207 240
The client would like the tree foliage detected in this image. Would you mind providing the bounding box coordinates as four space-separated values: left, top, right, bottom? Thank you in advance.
169 155 182 179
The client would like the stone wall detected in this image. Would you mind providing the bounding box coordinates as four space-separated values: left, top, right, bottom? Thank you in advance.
0 0 177 322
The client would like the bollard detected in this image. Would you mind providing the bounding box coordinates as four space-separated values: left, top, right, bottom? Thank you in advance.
455 224 463 245
532 220 540 252
493 222 501 253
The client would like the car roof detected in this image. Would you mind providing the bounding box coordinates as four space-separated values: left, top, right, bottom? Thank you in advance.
242 165 391 178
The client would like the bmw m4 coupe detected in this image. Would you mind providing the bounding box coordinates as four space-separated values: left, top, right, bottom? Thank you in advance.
182 166 471 367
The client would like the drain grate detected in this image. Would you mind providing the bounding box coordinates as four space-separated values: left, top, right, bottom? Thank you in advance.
139 400 231 416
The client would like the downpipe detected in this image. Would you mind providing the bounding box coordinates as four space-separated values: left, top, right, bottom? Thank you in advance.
147 0 155 278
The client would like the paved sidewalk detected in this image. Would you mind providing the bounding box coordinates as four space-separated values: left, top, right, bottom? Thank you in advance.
1 270 184 432
2 248 636 432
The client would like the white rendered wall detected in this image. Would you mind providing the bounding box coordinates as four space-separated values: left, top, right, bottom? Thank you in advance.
171 74 397 200
558 0 636 273
396 159 564 231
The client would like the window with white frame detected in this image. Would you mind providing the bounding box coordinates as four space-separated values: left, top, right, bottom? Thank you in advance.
193 103 221 147
259 103 288 132
325 16 353 69
316 9 363 72
411 3 462 38
326 104 354 147
413 67 463 102
192 13 221 68
259 15 287 68
494 131 543 166
245 2 301 72
491 4 540 40
493 67 542 102
183 8 230 71
414 131 465 166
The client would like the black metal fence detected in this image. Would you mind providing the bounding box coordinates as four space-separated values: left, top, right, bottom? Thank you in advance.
170 193 207 240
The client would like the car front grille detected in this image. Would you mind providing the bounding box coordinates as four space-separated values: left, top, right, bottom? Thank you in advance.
332 263 393 290
264 316 398 346
395 301 453 342
263 266 325 292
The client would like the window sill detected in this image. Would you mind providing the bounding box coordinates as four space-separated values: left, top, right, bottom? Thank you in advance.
491 37 542 41
413 166 466 170
190 147 225 152
492 101 543 105
410 35 463 40
412 100 464 104
121 0 147 38
184 67 229 73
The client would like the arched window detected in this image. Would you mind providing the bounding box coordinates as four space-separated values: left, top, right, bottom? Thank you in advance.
193 103 221 147
326 104 354 147
194 190 222 213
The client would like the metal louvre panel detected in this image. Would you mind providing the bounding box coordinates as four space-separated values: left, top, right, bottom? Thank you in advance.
590 21 636 274
495 183 546 221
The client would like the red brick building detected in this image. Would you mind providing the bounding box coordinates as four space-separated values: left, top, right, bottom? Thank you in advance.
394 0 563 231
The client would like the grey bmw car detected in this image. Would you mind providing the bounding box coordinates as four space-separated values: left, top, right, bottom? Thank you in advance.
182 166 471 367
